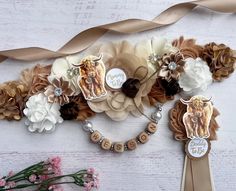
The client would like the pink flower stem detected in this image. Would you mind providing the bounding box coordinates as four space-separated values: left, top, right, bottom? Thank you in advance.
0 168 96 191
6 162 44 181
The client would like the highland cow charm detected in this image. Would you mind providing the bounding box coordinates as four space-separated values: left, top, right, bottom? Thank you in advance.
75 55 107 100
180 95 213 139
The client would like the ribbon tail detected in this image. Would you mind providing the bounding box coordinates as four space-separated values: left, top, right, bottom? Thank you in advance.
0 0 236 62
181 155 214 191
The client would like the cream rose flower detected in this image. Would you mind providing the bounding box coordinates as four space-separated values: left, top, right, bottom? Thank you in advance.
179 57 213 95
87 41 156 121
48 55 81 95
135 36 178 70
23 93 63 132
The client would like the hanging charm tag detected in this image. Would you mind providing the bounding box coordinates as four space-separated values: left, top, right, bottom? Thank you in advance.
180 95 214 191
77 55 107 100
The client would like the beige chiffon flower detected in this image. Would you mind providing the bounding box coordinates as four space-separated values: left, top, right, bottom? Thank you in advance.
87 41 156 121
44 78 74 105
135 36 178 70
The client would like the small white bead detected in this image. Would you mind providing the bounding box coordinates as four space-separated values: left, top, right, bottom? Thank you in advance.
151 112 162 122
155 104 162 111
82 121 93 132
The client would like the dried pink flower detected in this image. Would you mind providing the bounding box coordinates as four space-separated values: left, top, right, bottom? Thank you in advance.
39 175 49 181
29 174 37 182
87 168 95 175
49 156 61 169
93 178 100 189
6 181 16 188
48 184 64 191
84 182 93 191
0 179 6 187
46 156 62 176
7 171 14 177
83 168 99 190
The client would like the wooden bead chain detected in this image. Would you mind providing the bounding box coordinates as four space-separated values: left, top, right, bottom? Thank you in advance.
81 104 163 153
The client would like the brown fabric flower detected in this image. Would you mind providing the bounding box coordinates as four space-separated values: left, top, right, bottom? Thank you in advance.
44 77 74 105
169 100 220 141
60 94 95 121
172 36 203 58
158 52 185 81
148 78 174 105
202 42 236 81
0 81 28 120
20 64 52 96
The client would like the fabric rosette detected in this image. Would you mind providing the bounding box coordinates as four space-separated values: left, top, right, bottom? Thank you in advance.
23 93 63 132
87 41 156 121
179 57 213 95
20 64 52 97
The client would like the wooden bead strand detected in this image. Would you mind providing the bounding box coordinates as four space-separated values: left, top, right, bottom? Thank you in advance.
81 104 162 153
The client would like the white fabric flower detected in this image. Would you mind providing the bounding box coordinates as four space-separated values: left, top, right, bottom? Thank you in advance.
23 93 63 133
179 57 213 95
48 55 81 95
135 36 178 70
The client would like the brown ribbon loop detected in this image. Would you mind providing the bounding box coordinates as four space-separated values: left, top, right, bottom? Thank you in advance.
0 0 235 62
182 156 213 191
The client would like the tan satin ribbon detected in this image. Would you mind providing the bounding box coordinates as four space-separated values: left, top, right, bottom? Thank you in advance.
0 0 235 62
181 155 214 191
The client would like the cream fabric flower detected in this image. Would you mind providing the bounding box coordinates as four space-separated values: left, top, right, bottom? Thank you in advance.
23 93 63 133
48 56 81 95
87 41 156 121
135 36 178 70
179 57 213 95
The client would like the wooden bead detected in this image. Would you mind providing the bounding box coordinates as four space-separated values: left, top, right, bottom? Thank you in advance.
127 139 137 150
101 138 112 150
113 142 124 153
138 132 149 144
90 130 102 143
146 122 157 134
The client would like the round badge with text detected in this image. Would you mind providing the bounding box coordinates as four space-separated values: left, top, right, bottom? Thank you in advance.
185 138 210 159
105 68 127 89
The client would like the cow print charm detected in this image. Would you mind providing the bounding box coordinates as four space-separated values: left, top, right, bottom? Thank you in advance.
76 55 107 100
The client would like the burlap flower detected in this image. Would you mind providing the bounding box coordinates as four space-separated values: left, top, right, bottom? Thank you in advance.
60 94 96 121
87 41 156 121
169 100 220 141
202 42 236 81
172 36 203 58
0 81 28 120
158 52 185 81
148 78 174 105
135 36 178 70
44 78 74 105
20 64 52 96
